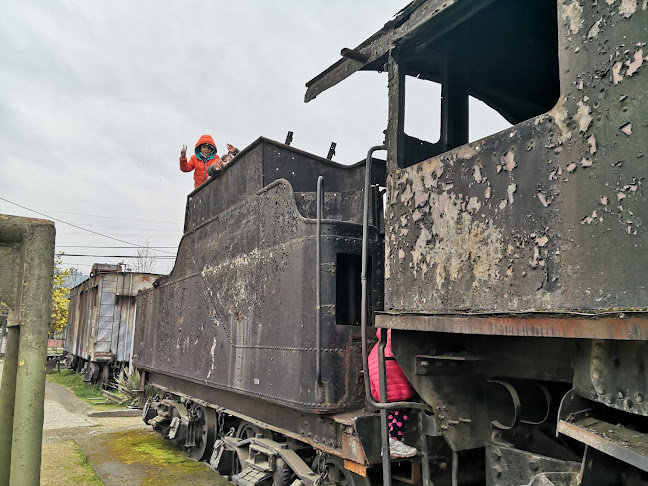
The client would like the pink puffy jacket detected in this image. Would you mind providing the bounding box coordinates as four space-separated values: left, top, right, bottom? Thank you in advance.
368 329 415 402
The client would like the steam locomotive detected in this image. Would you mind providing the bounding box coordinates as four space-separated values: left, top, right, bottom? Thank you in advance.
133 1 648 485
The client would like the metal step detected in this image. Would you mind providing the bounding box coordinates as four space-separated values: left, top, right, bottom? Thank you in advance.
557 390 648 472
231 466 272 486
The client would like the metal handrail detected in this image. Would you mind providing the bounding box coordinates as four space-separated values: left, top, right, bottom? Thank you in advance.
360 146 430 411
315 176 324 387
360 146 432 486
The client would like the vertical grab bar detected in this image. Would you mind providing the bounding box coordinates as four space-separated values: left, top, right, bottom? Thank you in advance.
315 176 324 387
360 146 432 486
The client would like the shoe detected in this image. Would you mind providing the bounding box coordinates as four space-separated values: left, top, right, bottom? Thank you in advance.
389 438 417 459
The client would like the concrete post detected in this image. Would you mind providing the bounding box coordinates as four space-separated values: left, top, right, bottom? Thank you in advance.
0 215 55 486
0 327 19 485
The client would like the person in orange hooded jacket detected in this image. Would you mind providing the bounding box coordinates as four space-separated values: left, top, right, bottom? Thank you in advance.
179 135 222 189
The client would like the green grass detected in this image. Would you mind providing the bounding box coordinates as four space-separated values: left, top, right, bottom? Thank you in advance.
46 370 123 410
72 442 105 485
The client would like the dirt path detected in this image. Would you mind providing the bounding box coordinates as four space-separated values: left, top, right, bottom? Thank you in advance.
1 360 227 485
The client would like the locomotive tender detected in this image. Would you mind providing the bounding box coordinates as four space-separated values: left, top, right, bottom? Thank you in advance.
135 1 647 485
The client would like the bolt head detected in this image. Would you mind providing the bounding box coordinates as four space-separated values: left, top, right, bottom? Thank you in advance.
529 460 540 472
617 390 625 399
635 393 644 404
492 448 502 461
493 465 503 477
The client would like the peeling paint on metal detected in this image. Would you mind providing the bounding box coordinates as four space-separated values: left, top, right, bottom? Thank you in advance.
562 0 584 34
502 150 516 172
507 183 517 204
549 98 572 142
612 61 624 84
618 0 638 17
588 18 603 38
575 101 593 132
626 49 644 76
620 122 633 135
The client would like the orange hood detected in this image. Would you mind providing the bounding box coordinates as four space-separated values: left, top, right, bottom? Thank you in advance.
194 134 217 153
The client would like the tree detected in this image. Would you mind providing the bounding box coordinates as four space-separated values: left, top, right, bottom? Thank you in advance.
128 240 157 273
50 253 71 333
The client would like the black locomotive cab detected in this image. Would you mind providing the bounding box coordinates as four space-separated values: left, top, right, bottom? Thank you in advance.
307 0 648 484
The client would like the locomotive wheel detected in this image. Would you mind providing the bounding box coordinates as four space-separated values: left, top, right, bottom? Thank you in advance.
236 420 270 440
187 404 217 461
317 456 370 486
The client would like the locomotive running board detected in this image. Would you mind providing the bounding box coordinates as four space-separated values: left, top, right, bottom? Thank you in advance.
376 313 648 341
557 390 648 473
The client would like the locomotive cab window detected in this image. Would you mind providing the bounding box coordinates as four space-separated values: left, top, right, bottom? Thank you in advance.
394 0 559 168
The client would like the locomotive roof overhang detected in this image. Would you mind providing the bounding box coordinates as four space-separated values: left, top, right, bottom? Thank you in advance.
305 0 559 125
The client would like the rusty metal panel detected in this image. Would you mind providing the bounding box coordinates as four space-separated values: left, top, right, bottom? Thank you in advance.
377 313 648 340
135 145 384 412
383 0 647 313
65 271 160 363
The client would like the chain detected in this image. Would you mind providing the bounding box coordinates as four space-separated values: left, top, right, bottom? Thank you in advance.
217 413 225 438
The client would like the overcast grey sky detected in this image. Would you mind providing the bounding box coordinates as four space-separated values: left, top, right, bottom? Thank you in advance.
0 1 508 275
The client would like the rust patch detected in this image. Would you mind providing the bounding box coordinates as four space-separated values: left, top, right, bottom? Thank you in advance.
344 459 368 477
376 314 648 341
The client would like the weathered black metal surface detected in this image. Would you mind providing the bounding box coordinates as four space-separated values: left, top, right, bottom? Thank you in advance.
135 139 385 413
558 390 648 473
382 0 647 313
309 0 647 314
573 339 648 417
184 137 385 232
484 444 581 486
